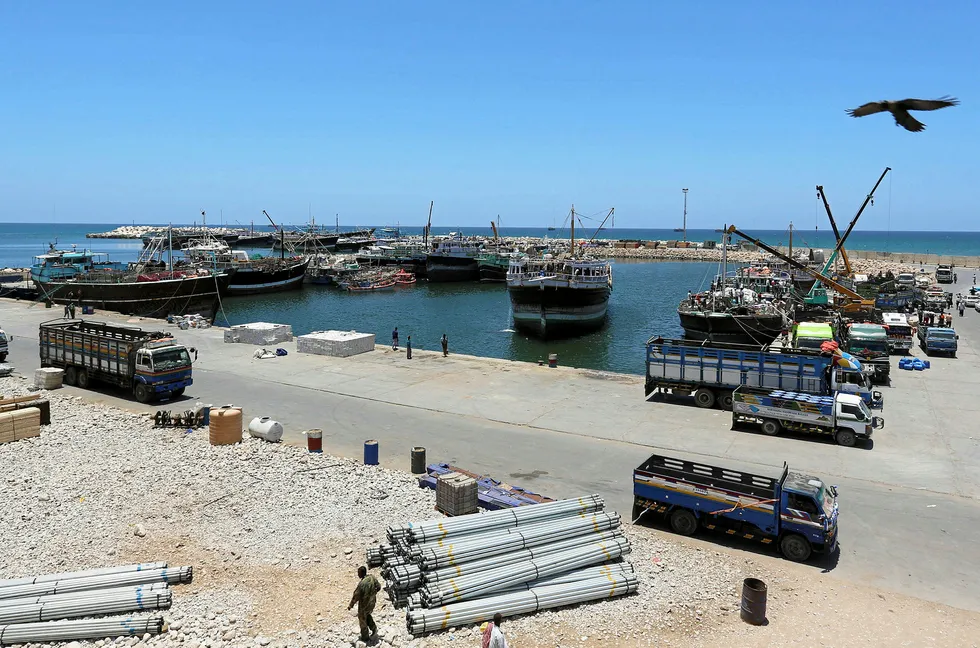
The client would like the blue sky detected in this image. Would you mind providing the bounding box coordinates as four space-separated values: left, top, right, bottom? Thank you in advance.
1 1 976 229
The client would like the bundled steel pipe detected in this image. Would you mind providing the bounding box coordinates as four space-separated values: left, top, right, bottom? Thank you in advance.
0 567 193 601
406 562 634 610
0 614 165 645
0 563 168 590
420 537 631 607
0 584 169 610
392 495 604 544
0 587 171 624
422 530 622 585
407 573 638 634
415 513 621 571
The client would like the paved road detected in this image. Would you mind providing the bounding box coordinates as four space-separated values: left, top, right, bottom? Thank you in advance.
3 275 980 611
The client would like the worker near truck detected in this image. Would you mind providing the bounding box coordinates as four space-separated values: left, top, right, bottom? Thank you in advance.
348 565 381 642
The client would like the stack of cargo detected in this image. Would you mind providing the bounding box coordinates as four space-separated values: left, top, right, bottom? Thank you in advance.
0 562 193 644
366 495 637 634
223 322 293 345
435 472 478 516
33 368 63 390
296 330 376 357
0 407 41 445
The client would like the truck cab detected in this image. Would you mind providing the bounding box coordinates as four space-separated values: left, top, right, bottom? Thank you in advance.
936 265 954 284
918 326 958 357
778 472 840 560
792 321 835 351
133 339 195 400
881 312 914 353
843 323 890 384
828 366 881 409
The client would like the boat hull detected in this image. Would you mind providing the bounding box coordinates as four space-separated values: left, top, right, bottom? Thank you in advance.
35 272 234 320
677 309 784 345
225 259 309 296
426 256 479 282
478 262 509 283
508 285 610 338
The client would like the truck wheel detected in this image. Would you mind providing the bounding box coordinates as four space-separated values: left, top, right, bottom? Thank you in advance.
172 387 185 397
76 369 90 389
761 419 781 436
719 391 734 411
669 509 698 536
693 388 716 409
835 429 857 447
134 383 152 404
780 533 812 562
64 366 78 386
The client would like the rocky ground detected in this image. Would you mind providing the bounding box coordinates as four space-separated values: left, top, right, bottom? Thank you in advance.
2 375 979 648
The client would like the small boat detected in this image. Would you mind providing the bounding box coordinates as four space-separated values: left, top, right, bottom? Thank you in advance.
394 269 417 285
347 278 396 292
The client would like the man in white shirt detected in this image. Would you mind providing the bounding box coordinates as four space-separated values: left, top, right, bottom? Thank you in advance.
488 613 508 648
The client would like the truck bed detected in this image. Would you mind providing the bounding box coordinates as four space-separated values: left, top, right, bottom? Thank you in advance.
634 453 781 501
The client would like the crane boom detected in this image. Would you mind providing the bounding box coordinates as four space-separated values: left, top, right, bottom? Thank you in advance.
725 226 871 307
816 186 853 277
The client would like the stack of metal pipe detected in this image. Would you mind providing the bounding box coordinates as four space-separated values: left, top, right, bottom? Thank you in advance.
0 562 192 645
365 495 638 635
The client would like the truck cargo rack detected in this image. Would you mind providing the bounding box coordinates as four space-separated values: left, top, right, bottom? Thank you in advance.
635 453 786 500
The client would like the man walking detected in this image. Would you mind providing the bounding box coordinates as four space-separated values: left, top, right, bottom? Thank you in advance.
64 291 74 318
441 333 448 357
488 613 508 648
348 566 381 643
392 327 399 350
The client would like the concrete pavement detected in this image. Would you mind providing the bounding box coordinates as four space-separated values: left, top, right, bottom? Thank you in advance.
3 280 980 612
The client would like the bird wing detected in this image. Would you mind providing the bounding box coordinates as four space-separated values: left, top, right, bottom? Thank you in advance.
892 108 926 132
897 96 959 111
846 101 888 117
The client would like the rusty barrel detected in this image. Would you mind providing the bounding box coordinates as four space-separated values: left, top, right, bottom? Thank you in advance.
740 577 767 625
306 429 323 453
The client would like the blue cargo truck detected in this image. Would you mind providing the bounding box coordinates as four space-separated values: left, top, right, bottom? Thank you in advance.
633 453 839 562
645 336 881 410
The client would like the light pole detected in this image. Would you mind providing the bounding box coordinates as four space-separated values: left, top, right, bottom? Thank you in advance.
682 188 688 242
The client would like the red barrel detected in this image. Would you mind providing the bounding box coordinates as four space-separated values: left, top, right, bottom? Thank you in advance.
306 428 323 453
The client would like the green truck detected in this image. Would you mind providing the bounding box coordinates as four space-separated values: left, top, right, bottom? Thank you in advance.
843 323 890 384
792 322 835 351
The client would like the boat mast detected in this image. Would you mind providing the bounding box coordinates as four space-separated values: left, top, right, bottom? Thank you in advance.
721 223 728 302
789 221 793 259
168 224 173 272
425 200 434 247
570 205 575 257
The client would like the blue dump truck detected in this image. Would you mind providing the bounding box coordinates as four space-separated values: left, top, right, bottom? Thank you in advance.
732 386 882 447
645 336 881 410
39 319 196 403
918 326 958 357
633 453 839 562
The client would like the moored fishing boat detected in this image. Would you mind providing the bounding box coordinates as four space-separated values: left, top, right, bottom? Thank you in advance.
394 269 416 285
182 238 309 295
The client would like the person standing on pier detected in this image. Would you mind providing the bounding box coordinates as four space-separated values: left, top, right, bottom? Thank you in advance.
406 335 412 359
392 327 399 350
441 333 449 357
959 302 965 317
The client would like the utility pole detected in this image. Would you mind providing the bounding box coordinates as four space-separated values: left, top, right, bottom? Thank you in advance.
682 188 689 242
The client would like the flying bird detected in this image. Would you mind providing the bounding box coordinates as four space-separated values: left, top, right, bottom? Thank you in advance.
845 96 959 132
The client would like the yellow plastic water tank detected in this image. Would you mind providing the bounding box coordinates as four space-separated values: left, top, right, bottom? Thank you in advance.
209 406 243 446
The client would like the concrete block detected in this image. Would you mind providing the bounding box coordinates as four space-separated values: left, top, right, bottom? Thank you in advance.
223 322 293 345
296 330 376 358
34 368 63 390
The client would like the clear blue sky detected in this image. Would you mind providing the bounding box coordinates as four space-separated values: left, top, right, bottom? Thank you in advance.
1 1 976 229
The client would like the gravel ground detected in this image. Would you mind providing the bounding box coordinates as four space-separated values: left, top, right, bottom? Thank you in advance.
2 375 978 648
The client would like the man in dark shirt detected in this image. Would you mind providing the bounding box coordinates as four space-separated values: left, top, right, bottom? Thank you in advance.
348 565 381 642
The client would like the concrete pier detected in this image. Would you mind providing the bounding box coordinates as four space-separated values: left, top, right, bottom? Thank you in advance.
2 281 980 612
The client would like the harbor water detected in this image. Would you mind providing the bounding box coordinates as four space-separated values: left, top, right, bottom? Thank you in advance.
4 221 980 376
